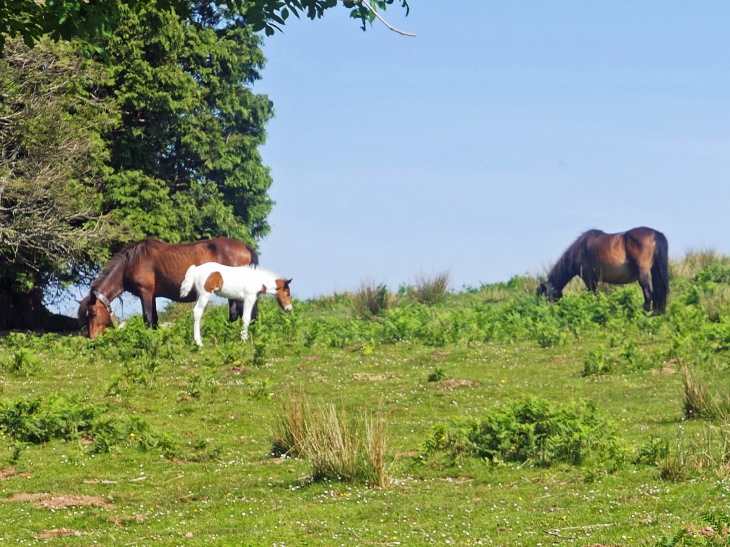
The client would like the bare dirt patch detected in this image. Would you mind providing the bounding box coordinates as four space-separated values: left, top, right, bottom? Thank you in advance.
432 351 452 358
83 478 118 484
36 528 87 539
0 467 16 480
0 468 30 481
33 495 115 510
354 373 388 381
3 492 50 502
300 355 321 361
438 379 480 390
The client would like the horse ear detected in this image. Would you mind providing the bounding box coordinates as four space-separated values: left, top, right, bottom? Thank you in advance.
286 278 293 285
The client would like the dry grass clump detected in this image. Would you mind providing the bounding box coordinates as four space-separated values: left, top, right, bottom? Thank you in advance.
682 367 713 420
412 271 450 305
699 285 730 322
270 394 390 487
350 280 396 319
661 422 730 480
270 390 308 458
681 367 730 421
671 250 730 280
479 284 513 302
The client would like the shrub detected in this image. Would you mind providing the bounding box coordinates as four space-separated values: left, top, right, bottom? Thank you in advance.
427 367 446 382
106 360 160 395
636 437 669 466
421 396 623 467
533 321 568 348
0 394 99 443
582 345 614 376
3 348 40 377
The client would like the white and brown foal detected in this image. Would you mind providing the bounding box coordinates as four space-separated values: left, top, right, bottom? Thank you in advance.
180 263 292 346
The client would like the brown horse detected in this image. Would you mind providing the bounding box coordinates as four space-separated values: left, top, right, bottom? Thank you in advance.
537 227 669 314
78 237 258 338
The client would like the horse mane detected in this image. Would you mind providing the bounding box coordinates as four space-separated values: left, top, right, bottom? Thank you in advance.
90 238 163 292
547 230 603 290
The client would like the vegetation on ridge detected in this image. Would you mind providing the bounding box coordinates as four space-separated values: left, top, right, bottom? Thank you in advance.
0 252 729 544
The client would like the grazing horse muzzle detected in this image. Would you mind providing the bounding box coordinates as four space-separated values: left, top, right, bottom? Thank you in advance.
537 280 561 302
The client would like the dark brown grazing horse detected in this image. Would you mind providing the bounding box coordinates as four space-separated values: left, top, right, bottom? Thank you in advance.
537 227 669 314
78 237 258 339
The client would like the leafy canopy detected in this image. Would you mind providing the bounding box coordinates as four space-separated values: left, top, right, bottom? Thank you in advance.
0 0 410 54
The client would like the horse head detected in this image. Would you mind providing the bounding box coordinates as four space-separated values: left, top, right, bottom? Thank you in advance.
274 278 293 313
77 293 117 339
537 280 562 302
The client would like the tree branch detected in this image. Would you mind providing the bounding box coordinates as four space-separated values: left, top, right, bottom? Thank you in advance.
358 0 416 37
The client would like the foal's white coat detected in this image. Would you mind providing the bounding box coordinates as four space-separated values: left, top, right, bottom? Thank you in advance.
180 263 292 347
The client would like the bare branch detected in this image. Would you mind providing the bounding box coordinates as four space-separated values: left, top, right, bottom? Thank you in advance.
358 0 416 37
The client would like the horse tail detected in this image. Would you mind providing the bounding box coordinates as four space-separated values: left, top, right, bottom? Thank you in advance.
180 265 197 298
247 244 259 267
651 231 669 314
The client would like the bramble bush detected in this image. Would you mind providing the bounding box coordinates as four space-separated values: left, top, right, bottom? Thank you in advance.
420 396 631 468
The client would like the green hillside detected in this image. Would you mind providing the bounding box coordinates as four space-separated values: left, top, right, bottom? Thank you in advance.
1 252 730 546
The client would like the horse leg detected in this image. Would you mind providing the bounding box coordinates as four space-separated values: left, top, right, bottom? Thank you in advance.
192 292 212 347
151 298 159 328
241 296 257 342
638 272 653 313
140 292 156 329
228 299 244 322
581 271 598 292
251 298 259 324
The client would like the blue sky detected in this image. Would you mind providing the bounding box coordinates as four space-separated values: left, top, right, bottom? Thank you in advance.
59 1 730 316
252 0 730 299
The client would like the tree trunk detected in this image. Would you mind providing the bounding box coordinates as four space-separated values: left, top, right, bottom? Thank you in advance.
0 284 78 332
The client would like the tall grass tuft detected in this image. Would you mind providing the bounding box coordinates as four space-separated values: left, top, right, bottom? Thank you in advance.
681 366 713 419
365 411 388 488
271 396 390 487
670 250 730 280
412 272 450 305
660 423 730 480
350 280 395 319
698 282 730 322
270 390 309 458
301 404 389 487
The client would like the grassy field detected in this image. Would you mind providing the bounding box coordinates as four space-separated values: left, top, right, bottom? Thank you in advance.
2 254 730 546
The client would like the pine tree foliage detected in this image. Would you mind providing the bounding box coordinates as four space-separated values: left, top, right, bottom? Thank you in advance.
98 4 274 243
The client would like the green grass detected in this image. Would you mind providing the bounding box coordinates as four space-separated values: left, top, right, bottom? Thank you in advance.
1 255 730 545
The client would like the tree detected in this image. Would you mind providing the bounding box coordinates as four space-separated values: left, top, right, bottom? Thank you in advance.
0 39 118 329
0 0 412 55
97 3 274 244
0 2 276 329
